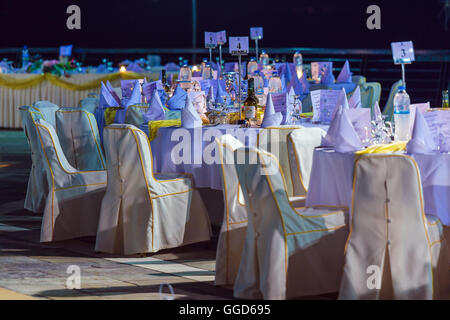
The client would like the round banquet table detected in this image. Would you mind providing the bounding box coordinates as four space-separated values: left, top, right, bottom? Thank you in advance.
306 148 450 226
150 123 329 190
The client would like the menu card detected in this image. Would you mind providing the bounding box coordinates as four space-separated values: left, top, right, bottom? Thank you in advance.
423 110 450 148
310 89 342 123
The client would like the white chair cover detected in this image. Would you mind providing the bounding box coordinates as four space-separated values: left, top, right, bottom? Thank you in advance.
257 126 306 206
124 104 149 127
35 119 107 242
78 96 99 114
95 124 211 255
287 128 326 196
233 147 349 299
55 108 106 171
19 106 48 213
32 101 59 128
215 135 248 286
339 154 449 300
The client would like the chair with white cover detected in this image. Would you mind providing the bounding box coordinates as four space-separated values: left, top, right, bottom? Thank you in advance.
19 106 48 213
34 119 107 242
258 127 309 207
233 147 349 299
339 154 449 300
287 128 326 196
124 103 149 127
32 101 59 127
95 124 211 255
78 95 99 114
55 108 106 171
215 134 247 286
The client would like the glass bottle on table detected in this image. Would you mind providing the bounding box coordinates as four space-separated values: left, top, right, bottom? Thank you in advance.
442 90 449 109
293 51 303 79
247 57 258 77
241 78 259 123
259 50 270 70
161 70 171 93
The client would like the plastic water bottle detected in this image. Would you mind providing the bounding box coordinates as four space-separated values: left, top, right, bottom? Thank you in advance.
393 86 411 141
21 45 30 68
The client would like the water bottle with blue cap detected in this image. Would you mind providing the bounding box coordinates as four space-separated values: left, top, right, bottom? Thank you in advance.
393 85 411 141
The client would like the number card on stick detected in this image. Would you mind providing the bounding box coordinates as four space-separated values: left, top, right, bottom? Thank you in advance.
229 37 249 56
204 32 217 48
250 27 263 40
391 41 415 65
216 30 227 45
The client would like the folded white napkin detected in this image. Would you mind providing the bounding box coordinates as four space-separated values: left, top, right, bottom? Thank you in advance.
182 95 202 128
348 86 361 108
406 109 436 154
323 105 363 152
371 101 382 121
261 93 283 128
336 60 352 83
143 88 165 122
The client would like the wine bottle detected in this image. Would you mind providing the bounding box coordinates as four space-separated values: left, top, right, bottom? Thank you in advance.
241 78 259 122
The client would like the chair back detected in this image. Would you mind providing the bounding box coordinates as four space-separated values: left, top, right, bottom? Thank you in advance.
257 126 302 197
124 104 149 127
382 80 403 121
32 101 59 127
78 96 99 114
340 154 434 299
287 128 326 196
55 108 106 171
34 119 79 189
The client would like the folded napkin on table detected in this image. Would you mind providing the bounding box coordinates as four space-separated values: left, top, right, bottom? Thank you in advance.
126 62 145 73
322 105 363 153
348 86 361 109
320 66 335 85
261 93 283 128
406 109 437 154
167 85 187 110
215 79 231 105
182 95 202 128
143 88 165 122
114 80 141 124
336 60 353 83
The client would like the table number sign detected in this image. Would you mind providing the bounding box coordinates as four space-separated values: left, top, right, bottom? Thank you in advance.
250 27 263 40
216 30 227 44
59 45 72 56
204 32 217 48
229 37 249 55
391 41 415 65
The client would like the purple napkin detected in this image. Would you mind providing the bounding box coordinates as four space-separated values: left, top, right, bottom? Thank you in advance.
336 60 352 83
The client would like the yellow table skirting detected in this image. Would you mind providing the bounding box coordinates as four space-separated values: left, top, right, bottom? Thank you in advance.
0 72 167 129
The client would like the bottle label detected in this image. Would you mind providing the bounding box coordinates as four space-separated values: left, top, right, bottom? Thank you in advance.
245 106 256 119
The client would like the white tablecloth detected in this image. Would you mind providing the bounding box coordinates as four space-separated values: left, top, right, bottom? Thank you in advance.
0 73 155 129
150 122 329 190
306 149 450 226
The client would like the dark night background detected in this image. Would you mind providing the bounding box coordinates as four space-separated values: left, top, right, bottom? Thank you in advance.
0 0 448 50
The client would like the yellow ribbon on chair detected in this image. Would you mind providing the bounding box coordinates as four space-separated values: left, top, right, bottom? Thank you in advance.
148 119 181 141
355 141 407 155
104 108 119 126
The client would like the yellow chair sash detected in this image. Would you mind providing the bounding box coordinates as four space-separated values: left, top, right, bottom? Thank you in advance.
148 119 181 141
104 108 119 126
355 141 407 155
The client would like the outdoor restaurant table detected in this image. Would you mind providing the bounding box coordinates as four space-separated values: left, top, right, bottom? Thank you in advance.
0 72 162 129
306 148 450 226
150 123 328 190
